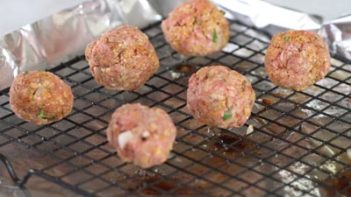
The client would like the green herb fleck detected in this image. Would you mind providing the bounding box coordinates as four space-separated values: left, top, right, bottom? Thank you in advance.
37 109 46 119
223 109 232 121
220 10 225 15
283 35 290 42
23 71 29 75
37 109 57 121
212 29 218 43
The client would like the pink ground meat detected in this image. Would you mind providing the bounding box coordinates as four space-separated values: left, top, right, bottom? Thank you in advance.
265 30 331 91
10 71 73 125
107 103 177 168
161 0 229 56
85 25 159 91
187 65 255 129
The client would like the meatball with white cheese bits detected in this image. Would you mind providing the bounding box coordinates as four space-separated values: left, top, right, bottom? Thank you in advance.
187 65 255 129
9 71 73 125
265 30 331 91
107 104 177 168
161 0 229 56
85 25 159 91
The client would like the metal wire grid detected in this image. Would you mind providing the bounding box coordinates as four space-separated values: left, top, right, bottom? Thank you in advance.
0 20 350 196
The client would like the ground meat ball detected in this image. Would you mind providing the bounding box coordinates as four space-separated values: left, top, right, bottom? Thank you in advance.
187 65 255 129
9 71 73 125
161 0 229 56
107 103 177 168
265 30 331 91
85 25 159 91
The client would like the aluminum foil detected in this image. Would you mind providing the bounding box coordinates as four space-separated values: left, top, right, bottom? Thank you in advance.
0 0 162 90
212 0 321 29
1 0 351 90
320 16 351 61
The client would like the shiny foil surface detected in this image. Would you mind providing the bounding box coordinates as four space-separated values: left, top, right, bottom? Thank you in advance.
1 0 351 90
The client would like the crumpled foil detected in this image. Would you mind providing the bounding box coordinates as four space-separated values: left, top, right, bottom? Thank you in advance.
320 16 351 62
0 0 162 90
213 0 351 63
1 0 350 90
212 0 321 29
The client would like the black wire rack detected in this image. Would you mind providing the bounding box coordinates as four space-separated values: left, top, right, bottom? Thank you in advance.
0 20 351 197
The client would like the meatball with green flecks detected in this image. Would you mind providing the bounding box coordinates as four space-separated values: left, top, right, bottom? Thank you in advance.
161 0 229 56
9 71 73 125
85 25 159 91
187 65 255 129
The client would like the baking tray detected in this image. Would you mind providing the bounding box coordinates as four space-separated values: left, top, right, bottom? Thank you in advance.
0 20 351 197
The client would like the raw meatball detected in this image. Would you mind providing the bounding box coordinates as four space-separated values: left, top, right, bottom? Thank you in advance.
187 65 255 128
161 0 229 56
107 103 177 168
85 25 159 91
9 71 73 125
265 30 331 91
